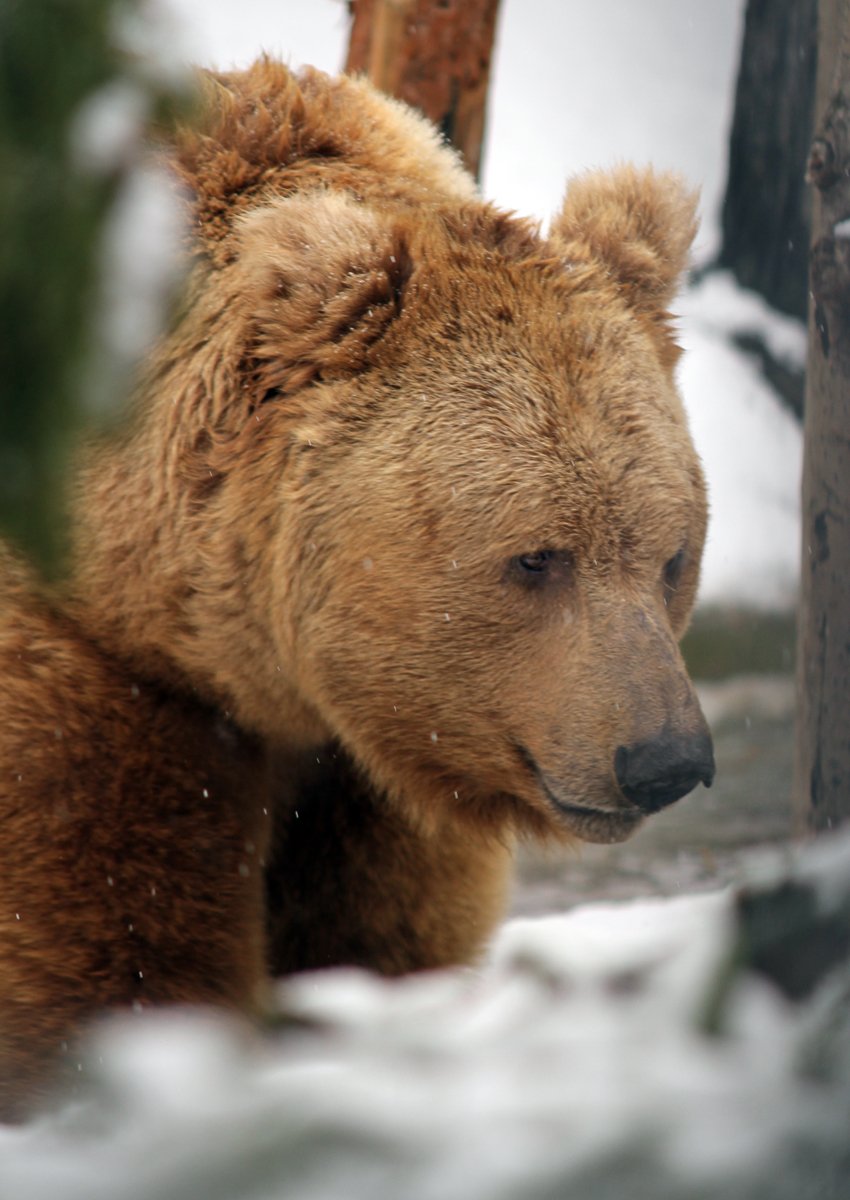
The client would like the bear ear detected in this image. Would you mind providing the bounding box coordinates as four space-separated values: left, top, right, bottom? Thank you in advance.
235 191 411 398
549 166 698 325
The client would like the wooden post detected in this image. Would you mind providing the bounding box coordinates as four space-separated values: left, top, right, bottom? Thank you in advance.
794 0 850 832
345 0 501 179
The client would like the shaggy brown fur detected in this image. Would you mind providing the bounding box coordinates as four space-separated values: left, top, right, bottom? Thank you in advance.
0 549 271 1118
0 58 712 1116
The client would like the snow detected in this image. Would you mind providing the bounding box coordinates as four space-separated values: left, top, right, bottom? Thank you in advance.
70 80 152 175
1 838 848 1197
71 4 194 419
110 0 196 90
679 271 808 372
678 275 803 609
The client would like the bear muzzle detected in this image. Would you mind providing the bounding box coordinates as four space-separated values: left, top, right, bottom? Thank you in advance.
614 727 715 815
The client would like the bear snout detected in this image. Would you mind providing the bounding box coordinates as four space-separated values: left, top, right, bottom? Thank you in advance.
613 728 715 815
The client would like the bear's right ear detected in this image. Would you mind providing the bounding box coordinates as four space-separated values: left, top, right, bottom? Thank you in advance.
549 166 698 329
235 191 411 398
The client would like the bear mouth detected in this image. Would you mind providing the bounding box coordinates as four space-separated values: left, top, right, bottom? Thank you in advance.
514 745 645 845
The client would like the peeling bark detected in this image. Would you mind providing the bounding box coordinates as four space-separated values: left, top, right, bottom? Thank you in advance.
794 0 850 832
345 0 501 180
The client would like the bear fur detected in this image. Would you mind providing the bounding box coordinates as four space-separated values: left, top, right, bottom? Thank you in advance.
0 59 713 1117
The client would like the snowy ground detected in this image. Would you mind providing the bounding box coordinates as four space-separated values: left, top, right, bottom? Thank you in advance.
1 2 829 1191
2 834 849 1198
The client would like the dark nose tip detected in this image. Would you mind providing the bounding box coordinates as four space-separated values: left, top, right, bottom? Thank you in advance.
614 729 715 814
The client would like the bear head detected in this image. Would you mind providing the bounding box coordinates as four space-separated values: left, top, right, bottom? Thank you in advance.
186 167 713 846
76 64 714 848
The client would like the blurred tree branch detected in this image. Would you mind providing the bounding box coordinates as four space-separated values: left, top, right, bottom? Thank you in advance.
0 0 186 574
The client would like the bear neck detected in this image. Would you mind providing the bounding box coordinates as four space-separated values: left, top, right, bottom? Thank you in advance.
68 411 328 752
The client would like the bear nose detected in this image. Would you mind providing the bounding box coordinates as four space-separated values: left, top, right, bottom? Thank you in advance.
614 729 715 814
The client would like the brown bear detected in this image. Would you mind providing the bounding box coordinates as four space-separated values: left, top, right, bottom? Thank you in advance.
0 59 713 1118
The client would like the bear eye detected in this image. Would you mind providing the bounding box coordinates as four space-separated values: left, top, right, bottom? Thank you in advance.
509 548 574 589
663 548 686 601
517 550 552 574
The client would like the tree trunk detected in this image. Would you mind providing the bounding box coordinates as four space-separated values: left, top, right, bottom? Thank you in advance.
793 0 850 833
717 0 817 323
345 0 500 180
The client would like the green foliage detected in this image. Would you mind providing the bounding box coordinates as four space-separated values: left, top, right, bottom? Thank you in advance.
0 0 187 573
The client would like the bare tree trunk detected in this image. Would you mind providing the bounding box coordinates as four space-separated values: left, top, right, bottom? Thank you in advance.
345 0 501 180
717 0 817 324
794 0 850 833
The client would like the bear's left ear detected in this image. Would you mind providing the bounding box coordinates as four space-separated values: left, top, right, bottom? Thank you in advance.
235 190 411 398
549 166 698 326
